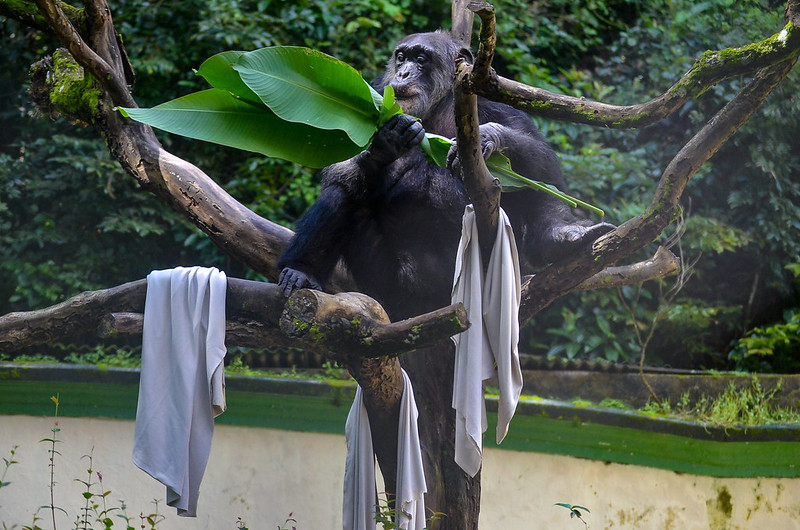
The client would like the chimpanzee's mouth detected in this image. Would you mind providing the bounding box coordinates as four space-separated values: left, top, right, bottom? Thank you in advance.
391 86 419 100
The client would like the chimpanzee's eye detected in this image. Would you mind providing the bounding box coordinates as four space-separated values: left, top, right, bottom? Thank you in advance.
396 52 405 63
416 54 426 65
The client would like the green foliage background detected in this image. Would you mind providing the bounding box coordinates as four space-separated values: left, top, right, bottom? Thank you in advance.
1 0 798 371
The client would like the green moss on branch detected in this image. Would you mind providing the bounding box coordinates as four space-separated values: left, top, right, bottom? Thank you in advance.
30 48 101 125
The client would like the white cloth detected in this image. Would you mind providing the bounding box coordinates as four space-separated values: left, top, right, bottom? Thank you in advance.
343 384 376 530
343 369 427 530
451 205 522 477
133 266 228 517
394 370 427 529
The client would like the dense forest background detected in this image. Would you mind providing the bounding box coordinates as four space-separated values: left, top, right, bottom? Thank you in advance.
1 0 798 372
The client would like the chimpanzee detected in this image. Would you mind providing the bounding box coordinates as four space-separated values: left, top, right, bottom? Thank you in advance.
278 30 613 321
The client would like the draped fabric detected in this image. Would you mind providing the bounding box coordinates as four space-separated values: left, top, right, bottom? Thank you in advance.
451 205 522 477
343 369 427 530
133 266 227 517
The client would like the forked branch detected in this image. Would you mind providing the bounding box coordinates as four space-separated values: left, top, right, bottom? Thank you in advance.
471 1 800 128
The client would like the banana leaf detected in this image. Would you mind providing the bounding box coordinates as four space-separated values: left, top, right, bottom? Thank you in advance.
118 88 362 168
232 46 380 147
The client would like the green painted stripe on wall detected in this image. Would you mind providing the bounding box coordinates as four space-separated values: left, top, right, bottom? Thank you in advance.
489 413 800 478
0 380 351 434
2 379 799 478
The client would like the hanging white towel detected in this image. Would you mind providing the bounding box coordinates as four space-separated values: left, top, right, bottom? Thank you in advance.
483 210 523 444
451 205 522 477
133 266 227 517
394 370 427 530
343 369 427 530
343 385 377 530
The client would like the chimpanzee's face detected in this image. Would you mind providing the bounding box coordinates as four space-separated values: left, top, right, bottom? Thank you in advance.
386 32 460 122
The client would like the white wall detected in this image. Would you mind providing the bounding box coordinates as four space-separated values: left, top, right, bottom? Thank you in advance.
2 415 799 529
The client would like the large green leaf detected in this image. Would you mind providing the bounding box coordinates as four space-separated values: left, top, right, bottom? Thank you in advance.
487 152 604 216
418 132 605 216
195 51 262 105
118 89 362 168
232 46 379 147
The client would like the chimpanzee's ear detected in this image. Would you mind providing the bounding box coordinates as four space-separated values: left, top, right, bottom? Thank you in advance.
457 47 474 65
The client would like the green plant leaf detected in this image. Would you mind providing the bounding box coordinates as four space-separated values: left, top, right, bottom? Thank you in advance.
420 133 453 168
488 153 605 216
419 134 604 216
379 85 403 125
233 46 379 146
195 51 261 105
118 89 362 168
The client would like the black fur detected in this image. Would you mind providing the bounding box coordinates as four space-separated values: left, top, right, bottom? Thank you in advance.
279 31 613 321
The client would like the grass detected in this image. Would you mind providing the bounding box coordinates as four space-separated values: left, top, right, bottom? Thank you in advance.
553 376 800 428
638 377 800 427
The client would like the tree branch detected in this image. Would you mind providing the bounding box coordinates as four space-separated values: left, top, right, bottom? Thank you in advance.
452 2 502 264
450 0 475 47
470 1 495 87
573 247 680 291
517 55 798 323
0 279 147 352
474 9 800 127
0 0 85 35
97 312 328 352
32 0 134 108
279 289 469 362
453 66 500 263
0 279 469 357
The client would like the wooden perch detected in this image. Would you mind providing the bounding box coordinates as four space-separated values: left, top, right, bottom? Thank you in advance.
0 278 469 356
97 312 325 352
0 279 147 352
279 289 469 362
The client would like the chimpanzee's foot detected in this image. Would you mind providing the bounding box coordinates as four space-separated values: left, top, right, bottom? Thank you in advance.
541 222 615 263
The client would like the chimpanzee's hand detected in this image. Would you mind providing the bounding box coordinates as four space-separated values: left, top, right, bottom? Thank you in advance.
364 114 425 168
446 122 507 178
278 267 322 297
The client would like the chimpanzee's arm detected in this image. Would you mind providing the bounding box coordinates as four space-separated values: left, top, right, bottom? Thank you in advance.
278 183 355 295
278 114 425 296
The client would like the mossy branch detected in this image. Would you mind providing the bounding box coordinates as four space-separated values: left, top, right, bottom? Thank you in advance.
573 247 680 291
517 55 798 322
279 289 469 362
32 0 135 108
0 0 85 34
0 279 469 358
473 7 800 128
